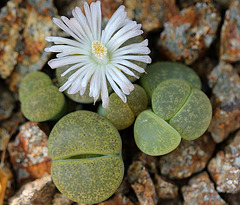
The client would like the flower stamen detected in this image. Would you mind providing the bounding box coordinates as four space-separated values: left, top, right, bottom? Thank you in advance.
92 41 107 59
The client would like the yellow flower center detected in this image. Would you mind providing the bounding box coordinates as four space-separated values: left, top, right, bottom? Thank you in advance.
92 41 107 59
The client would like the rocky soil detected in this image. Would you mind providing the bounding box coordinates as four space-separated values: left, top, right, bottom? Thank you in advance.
0 0 240 204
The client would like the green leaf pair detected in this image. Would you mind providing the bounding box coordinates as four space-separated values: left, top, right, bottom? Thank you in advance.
98 84 148 130
48 111 124 204
19 71 67 122
134 62 212 156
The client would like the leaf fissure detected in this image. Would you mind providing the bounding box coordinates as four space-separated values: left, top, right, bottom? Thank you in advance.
55 153 119 161
169 87 193 120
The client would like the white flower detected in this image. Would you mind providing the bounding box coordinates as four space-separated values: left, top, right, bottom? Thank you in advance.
45 1 151 108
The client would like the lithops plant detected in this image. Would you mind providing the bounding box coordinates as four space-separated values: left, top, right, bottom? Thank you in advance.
140 61 201 97
152 79 212 140
48 110 124 204
98 84 148 130
134 63 212 156
19 71 67 122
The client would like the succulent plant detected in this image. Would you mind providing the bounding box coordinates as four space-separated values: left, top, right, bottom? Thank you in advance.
19 71 67 122
152 79 212 140
140 61 201 97
48 110 124 204
98 84 148 130
134 62 212 156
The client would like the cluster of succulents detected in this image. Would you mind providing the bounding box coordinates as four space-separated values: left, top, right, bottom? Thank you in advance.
135 62 212 156
19 61 212 204
48 111 124 203
19 71 67 122
18 2 212 204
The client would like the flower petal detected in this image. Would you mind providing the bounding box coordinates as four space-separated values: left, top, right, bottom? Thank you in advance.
48 56 89 69
113 63 139 78
89 68 101 104
108 30 143 52
72 7 94 42
106 67 127 103
112 59 145 73
101 6 126 44
92 1 102 40
53 17 82 42
108 65 134 95
112 40 150 57
45 36 84 48
100 69 109 108
59 80 72 92
81 64 96 88
61 62 86 77
67 68 89 94
113 55 151 64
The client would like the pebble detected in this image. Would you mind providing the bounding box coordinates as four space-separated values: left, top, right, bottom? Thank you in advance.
54 0 73 15
208 130 240 194
8 121 51 184
134 153 179 202
115 176 132 196
177 0 228 9
0 0 20 79
208 62 240 143
1 110 24 133
4 0 58 92
127 161 158 205
0 127 9 151
191 56 218 81
154 174 178 199
220 0 240 63
158 2 221 64
125 0 179 32
0 86 15 121
216 0 235 9
134 152 158 174
59 0 123 22
182 172 227 205
97 194 134 205
3 166 14 204
223 193 240 205
177 0 203 8
159 134 215 179
0 166 13 205
52 193 72 205
9 175 56 205
62 0 179 32
0 111 24 152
